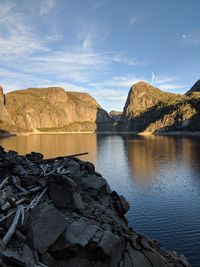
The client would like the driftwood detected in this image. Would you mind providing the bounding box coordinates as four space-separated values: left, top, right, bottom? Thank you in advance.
2 205 23 245
15 184 28 193
18 185 44 196
44 152 89 162
0 209 16 224
40 164 49 176
35 263 48 267
26 188 47 211
1 198 26 212
0 177 9 190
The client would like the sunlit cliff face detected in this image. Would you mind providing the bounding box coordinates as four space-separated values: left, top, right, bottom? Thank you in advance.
0 86 112 132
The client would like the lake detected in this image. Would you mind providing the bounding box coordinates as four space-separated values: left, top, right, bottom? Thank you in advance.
0 133 200 266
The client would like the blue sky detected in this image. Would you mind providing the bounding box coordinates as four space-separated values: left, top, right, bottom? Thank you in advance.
0 0 200 111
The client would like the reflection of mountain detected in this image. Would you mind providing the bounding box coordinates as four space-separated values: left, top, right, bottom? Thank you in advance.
121 135 198 183
0 134 98 162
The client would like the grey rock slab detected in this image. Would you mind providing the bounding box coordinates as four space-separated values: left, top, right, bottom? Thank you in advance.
28 204 67 254
143 250 168 267
2 245 36 267
51 217 99 259
87 230 121 261
47 174 77 209
72 192 85 212
126 242 152 267
81 175 108 196
121 251 133 267
59 258 91 267
111 191 130 217
140 237 153 251
40 252 56 267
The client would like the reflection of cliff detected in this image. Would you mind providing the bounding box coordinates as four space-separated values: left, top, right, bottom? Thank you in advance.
122 135 186 183
0 134 97 162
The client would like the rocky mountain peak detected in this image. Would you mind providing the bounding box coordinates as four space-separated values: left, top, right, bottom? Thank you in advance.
186 80 200 94
123 81 176 118
130 81 161 92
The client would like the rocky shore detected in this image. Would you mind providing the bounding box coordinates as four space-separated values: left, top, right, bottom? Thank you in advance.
0 147 191 267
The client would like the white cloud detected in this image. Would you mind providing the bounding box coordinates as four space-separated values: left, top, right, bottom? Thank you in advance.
150 73 186 92
39 0 55 16
159 84 185 91
129 14 141 26
152 74 178 84
90 74 142 88
113 53 143 66
0 1 49 59
82 35 92 50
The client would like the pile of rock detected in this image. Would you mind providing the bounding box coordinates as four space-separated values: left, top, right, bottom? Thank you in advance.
0 146 191 267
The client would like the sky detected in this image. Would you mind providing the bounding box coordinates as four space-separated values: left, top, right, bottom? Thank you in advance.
0 0 200 111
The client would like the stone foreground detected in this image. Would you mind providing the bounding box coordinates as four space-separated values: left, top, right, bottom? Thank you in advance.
0 147 191 267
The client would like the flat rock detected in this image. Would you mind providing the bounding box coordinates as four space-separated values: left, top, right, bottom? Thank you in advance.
28 204 67 254
87 230 121 261
51 217 100 259
81 175 109 197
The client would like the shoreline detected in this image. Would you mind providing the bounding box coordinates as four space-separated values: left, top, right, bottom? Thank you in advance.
1 130 200 138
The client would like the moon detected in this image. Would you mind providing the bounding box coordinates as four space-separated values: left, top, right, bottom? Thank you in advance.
182 34 186 39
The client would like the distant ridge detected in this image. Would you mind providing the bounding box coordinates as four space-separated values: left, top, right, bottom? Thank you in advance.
1 80 200 135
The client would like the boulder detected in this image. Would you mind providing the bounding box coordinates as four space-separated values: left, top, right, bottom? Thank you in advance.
87 230 121 261
47 174 84 211
111 191 130 217
51 217 100 259
28 204 67 253
81 175 110 198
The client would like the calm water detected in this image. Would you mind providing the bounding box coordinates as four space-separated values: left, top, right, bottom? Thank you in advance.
0 133 200 266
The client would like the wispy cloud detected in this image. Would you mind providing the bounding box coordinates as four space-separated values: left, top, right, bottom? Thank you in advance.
113 53 143 66
151 73 185 92
39 0 55 16
87 74 143 110
129 14 141 26
159 84 185 91
92 1 108 10
0 1 50 59
0 0 146 111
181 30 200 46
151 73 178 84
90 74 142 88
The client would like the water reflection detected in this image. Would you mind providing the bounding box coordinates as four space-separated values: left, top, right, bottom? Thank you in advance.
121 135 200 184
0 134 98 162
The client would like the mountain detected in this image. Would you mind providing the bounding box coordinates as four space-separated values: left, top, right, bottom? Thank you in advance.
109 110 123 122
1 80 200 135
120 81 200 133
0 86 14 134
185 79 200 94
0 86 113 133
123 81 177 118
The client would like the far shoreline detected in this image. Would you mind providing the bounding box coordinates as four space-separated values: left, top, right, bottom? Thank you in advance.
1 130 200 138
